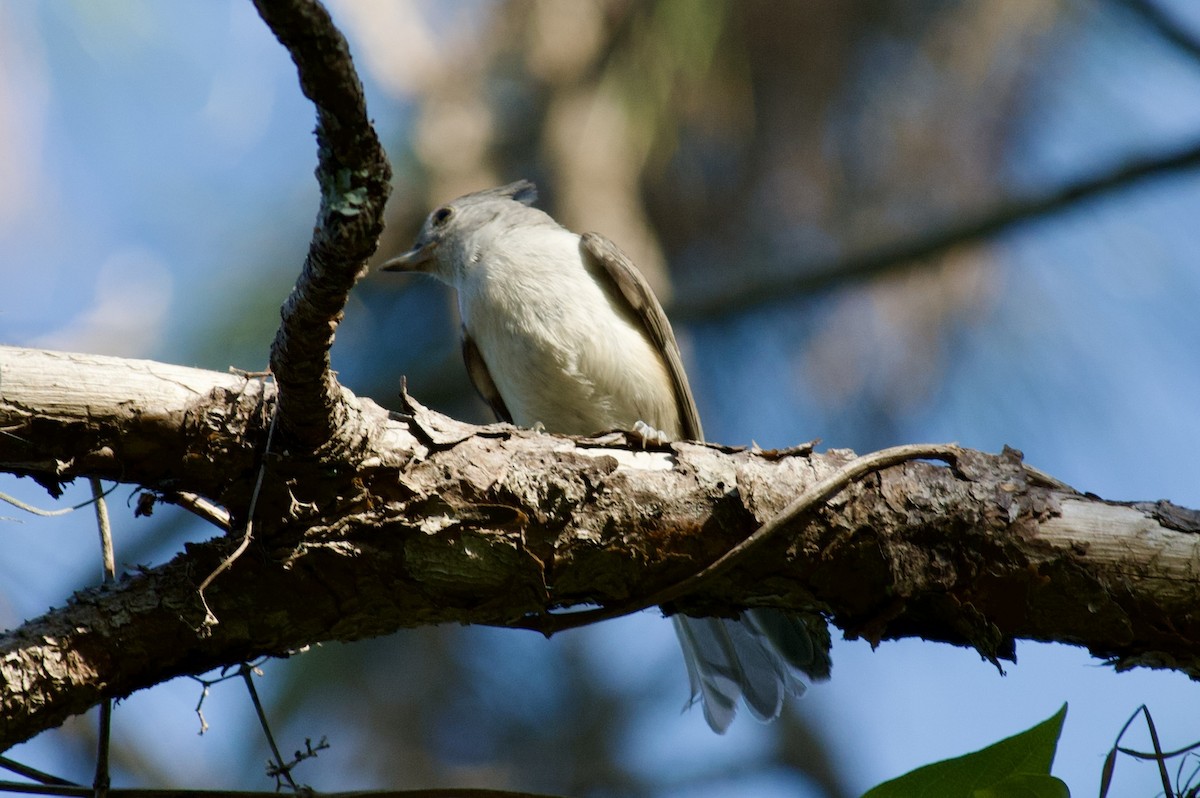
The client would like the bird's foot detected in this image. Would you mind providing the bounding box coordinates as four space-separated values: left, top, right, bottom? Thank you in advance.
631 420 672 447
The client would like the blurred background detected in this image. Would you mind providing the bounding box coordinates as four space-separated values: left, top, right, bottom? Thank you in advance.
3 1 1200 795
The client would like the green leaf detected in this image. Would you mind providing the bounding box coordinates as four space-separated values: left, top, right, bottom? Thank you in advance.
861 704 1069 798
974 773 1070 798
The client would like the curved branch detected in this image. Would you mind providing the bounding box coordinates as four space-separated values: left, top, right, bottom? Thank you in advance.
255 0 393 450
675 137 1200 321
1112 0 1200 67
3 346 1200 750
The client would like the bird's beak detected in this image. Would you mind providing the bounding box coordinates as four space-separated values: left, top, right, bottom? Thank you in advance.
380 241 436 272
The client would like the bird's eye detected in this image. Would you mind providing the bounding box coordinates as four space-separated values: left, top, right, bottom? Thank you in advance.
432 206 453 226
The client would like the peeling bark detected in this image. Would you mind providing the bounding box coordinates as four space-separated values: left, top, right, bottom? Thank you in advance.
255 0 392 450
3 345 1200 750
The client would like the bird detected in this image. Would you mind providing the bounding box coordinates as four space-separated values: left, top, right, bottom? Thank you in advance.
382 179 830 732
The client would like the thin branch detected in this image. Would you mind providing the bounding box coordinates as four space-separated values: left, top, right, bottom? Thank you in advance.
675 137 1200 321
162 493 232 532
0 784 90 797
94 672 112 797
264 738 328 788
1113 0 1200 67
1101 705 1181 798
521 442 964 634
187 660 270 736
91 479 116 583
238 664 298 793
195 404 280 630
90 478 115 798
0 788 563 798
0 482 119 519
0 760 78 788
253 0 392 449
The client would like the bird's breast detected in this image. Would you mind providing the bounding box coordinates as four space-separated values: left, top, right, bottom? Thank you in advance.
457 232 680 437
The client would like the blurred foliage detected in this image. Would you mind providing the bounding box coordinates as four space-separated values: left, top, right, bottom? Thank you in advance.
353 0 1059 449
8 0 1200 796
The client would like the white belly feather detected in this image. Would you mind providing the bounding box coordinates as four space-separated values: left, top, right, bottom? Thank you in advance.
457 226 680 437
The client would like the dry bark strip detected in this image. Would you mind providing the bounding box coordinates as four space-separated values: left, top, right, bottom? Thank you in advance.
2 345 1199 749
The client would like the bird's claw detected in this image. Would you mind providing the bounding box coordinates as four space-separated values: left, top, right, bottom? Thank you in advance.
631 420 671 447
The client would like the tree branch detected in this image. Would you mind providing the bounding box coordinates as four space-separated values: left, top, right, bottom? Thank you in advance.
255 0 392 450
675 136 1200 321
3 345 1199 750
1112 0 1200 67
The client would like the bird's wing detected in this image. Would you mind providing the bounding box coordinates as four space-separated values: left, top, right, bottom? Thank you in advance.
462 329 513 424
580 232 704 441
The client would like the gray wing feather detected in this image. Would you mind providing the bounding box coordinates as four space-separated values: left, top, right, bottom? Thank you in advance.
674 614 821 731
720 618 789 721
671 616 739 733
463 329 512 424
580 231 830 732
580 232 704 441
744 608 833 681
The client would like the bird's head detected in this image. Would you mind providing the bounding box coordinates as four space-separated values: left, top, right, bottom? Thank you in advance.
381 180 540 284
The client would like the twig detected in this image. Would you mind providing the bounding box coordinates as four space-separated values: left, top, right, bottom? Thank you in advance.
0 759 79 787
91 479 116 583
187 660 269 735
195 405 280 629
239 664 298 793
90 478 115 798
0 788 564 798
676 137 1200 321
192 681 211 736
518 443 962 634
1112 0 1200 67
0 483 118 798
0 783 90 797
1100 704 1190 798
265 739 328 785
160 493 232 532
0 482 119 519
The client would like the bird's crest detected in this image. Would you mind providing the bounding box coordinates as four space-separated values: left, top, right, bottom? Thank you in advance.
482 179 537 207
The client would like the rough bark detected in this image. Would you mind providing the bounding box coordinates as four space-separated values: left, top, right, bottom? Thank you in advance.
2 345 1199 750
256 0 392 450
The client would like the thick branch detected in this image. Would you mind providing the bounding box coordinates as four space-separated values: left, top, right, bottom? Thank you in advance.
256 0 392 450
3 346 1200 749
0 348 260 498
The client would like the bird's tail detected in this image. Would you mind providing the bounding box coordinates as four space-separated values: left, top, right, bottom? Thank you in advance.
672 609 831 733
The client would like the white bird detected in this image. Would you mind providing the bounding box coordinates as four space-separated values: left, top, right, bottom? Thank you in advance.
383 180 830 732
